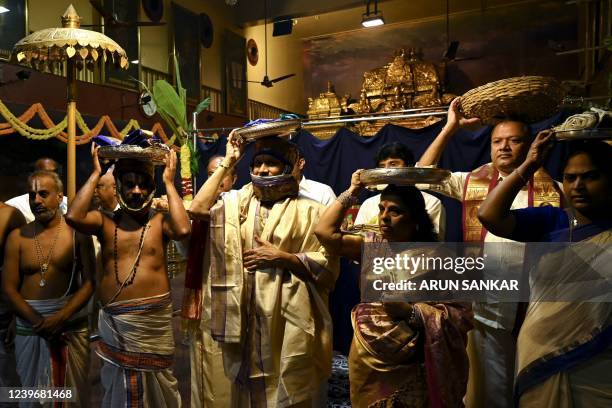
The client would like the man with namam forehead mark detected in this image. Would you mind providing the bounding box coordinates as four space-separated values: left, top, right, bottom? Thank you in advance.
66 147 190 408
3 171 95 407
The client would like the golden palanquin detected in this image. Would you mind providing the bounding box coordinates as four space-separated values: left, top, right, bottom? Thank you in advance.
357 48 447 112
306 81 349 119
305 48 455 138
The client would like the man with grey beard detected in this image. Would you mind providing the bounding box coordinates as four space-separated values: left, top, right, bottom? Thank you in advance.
2 171 94 407
6 158 68 223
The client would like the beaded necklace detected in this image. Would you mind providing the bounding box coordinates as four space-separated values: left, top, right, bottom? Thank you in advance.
33 214 63 287
113 219 150 287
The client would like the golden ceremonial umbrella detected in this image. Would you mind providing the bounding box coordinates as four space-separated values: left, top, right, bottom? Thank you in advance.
13 4 129 201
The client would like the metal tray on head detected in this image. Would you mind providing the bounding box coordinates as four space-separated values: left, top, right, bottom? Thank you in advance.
554 128 612 141
234 119 301 142
98 144 170 165
360 167 451 186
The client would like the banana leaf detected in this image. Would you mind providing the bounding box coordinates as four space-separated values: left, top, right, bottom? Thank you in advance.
193 97 211 118
187 137 200 176
132 56 212 178
174 54 187 109
129 78 182 145
153 80 187 130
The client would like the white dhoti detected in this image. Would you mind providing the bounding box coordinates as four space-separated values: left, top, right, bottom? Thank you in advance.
96 293 181 408
14 297 89 408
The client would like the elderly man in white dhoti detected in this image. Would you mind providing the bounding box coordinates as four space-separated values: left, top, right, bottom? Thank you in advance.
66 141 190 408
2 171 95 407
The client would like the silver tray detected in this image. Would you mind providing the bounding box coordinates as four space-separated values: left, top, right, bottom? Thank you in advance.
234 119 301 142
554 128 612 141
98 144 170 165
360 167 451 186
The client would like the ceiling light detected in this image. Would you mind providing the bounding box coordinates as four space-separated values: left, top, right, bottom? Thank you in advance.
131 60 139 64
0 7 10 13
361 0 384 28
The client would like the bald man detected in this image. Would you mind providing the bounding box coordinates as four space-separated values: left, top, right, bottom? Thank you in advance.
94 169 119 213
7 157 68 222
207 155 237 197
2 171 94 406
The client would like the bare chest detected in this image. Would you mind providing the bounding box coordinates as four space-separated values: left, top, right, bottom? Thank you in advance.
99 218 166 263
19 228 75 276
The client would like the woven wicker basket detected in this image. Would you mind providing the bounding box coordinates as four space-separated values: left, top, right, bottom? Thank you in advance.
461 76 565 125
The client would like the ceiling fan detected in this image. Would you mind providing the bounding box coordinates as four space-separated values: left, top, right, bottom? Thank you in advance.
247 0 295 87
82 0 166 28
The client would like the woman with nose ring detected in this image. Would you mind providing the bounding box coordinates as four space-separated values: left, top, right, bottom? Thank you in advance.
315 170 473 407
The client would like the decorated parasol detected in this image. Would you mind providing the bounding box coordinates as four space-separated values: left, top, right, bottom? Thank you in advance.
13 4 129 201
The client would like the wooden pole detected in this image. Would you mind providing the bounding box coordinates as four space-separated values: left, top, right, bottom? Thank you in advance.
66 58 77 203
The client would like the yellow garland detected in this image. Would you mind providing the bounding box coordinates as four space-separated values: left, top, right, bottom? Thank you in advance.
180 143 191 179
0 99 67 139
180 143 193 200
0 98 193 200
75 111 141 140
0 98 180 144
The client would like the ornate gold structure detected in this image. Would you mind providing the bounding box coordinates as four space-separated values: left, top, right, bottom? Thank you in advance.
307 81 349 118
13 5 128 200
305 48 455 138
351 48 453 113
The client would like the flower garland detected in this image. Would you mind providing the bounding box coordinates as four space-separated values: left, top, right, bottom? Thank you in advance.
0 98 176 143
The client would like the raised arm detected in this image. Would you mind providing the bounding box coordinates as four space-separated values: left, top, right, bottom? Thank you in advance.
34 232 96 338
161 150 191 240
478 131 554 238
314 170 364 262
189 130 243 218
2 229 43 326
419 98 481 166
65 146 104 235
